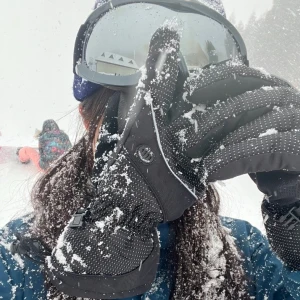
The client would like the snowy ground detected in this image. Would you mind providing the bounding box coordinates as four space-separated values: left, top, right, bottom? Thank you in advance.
217 176 264 232
0 146 264 232
0 147 38 227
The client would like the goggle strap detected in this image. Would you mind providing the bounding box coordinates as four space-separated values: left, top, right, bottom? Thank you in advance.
73 24 90 74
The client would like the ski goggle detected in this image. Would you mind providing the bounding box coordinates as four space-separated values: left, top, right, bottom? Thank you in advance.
74 0 248 89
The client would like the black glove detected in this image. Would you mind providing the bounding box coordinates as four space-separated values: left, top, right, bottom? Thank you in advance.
250 170 300 270
47 26 300 299
251 171 300 206
262 199 300 270
169 64 300 181
46 26 193 300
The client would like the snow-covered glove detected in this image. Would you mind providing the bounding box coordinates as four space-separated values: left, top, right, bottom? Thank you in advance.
46 25 300 298
209 74 300 271
168 64 300 181
46 26 196 300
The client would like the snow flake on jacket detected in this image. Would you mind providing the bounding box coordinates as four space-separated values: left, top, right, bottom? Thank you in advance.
1 216 300 299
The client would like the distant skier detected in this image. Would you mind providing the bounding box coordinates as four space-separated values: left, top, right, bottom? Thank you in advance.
17 119 72 171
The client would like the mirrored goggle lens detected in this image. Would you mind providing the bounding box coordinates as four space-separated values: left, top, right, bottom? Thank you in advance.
82 3 240 78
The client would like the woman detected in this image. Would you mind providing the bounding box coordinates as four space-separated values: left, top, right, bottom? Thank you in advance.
17 119 72 171
2 1 300 299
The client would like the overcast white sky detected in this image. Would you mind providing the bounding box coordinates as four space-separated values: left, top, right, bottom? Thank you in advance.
0 0 94 142
223 0 273 25
0 0 274 142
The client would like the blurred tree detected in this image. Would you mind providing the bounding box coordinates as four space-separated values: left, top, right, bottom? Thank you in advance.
238 0 300 89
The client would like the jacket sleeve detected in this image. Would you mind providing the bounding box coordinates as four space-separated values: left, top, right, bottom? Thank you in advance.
0 217 46 299
222 217 300 299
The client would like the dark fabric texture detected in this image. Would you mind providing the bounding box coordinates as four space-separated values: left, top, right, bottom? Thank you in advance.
251 171 300 204
47 27 183 299
262 199 300 271
3 216 300 299
169 65 300 182
10 233 51 265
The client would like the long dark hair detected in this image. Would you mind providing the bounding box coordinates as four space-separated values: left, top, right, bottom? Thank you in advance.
172 186 249 299
31 87 248 299
31 88 114 249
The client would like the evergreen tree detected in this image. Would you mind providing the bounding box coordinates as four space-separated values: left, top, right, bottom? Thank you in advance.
238 0 300 89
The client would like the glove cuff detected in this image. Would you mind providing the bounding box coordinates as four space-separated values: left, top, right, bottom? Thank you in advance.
262 199 300 270
47 229 160 299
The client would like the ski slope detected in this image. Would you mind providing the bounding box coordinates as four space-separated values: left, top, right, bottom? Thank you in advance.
0 146 40 227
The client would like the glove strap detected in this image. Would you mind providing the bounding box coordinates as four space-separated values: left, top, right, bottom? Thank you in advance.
278 206 300 231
